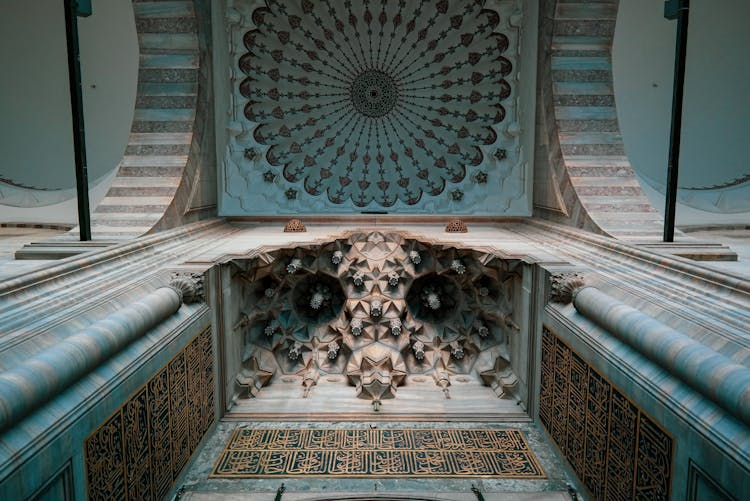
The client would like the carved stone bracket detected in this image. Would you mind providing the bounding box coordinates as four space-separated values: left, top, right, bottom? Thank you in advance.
169 272 205 304
235 355 275 398
549 272 586 304
478 355 518 399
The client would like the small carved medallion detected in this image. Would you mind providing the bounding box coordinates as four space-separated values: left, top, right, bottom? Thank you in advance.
445 219 468 233
283 218 306 232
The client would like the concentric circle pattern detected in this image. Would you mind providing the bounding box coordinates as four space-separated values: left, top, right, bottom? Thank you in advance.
238 0 513 207
351 69 399 118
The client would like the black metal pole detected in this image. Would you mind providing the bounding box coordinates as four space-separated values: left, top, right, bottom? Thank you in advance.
274 483 285 501
64 0 92 241
663 0 690 242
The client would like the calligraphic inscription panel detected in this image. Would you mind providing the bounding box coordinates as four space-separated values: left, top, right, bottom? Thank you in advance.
85 327 214 501
211 428 545 478
540 327 673 500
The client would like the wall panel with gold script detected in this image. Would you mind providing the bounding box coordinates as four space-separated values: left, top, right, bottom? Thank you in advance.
540 326 673 500
85 327 214 500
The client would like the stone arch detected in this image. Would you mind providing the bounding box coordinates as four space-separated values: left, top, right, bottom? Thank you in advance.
534 0 664 239
81 0 214 240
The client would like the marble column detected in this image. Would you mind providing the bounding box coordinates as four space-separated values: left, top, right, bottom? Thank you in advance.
559 276 750 427
0 275 202 432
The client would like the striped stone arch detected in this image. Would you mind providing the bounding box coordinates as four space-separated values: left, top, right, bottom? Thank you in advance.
76 0 214 240
534 0 665 239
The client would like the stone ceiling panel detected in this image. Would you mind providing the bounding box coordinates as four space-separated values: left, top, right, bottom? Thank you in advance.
221 0 532 215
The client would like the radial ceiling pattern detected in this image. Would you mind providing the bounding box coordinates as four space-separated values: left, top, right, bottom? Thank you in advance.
224 0 526 214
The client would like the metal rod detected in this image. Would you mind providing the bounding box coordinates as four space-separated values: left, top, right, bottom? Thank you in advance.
663 0 690 242
274 483 285 501
64 0 92 241
471 484 485 501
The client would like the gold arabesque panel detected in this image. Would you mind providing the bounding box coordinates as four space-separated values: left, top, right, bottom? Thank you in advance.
211 428 545 478
540 326 673 501
85 327 214 501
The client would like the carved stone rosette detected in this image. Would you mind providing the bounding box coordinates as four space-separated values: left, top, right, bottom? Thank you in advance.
549 272 586 304
169 272 205 304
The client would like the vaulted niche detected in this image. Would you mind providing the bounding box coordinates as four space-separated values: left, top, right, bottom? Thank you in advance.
223 232 528 417
290 273 346 325
406 274 463 324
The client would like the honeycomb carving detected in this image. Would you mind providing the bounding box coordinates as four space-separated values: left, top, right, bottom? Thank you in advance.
231 232 521 409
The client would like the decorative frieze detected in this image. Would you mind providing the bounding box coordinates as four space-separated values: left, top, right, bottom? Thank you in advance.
211 428 545 478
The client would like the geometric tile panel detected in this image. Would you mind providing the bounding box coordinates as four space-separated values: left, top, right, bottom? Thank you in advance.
211 428 545 478
540 326 673 500
85 327 214 501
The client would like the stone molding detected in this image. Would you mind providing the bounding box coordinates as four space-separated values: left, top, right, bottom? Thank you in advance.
0 286 185 433
572 285 750 427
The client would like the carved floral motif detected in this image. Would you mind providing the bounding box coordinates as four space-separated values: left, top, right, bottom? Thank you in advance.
549 272 586 304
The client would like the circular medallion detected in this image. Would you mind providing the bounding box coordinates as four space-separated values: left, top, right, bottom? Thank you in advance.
239 1 513 207
350 70 399 118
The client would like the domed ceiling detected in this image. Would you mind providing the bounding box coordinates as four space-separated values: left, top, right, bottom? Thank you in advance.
221 0 533 215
